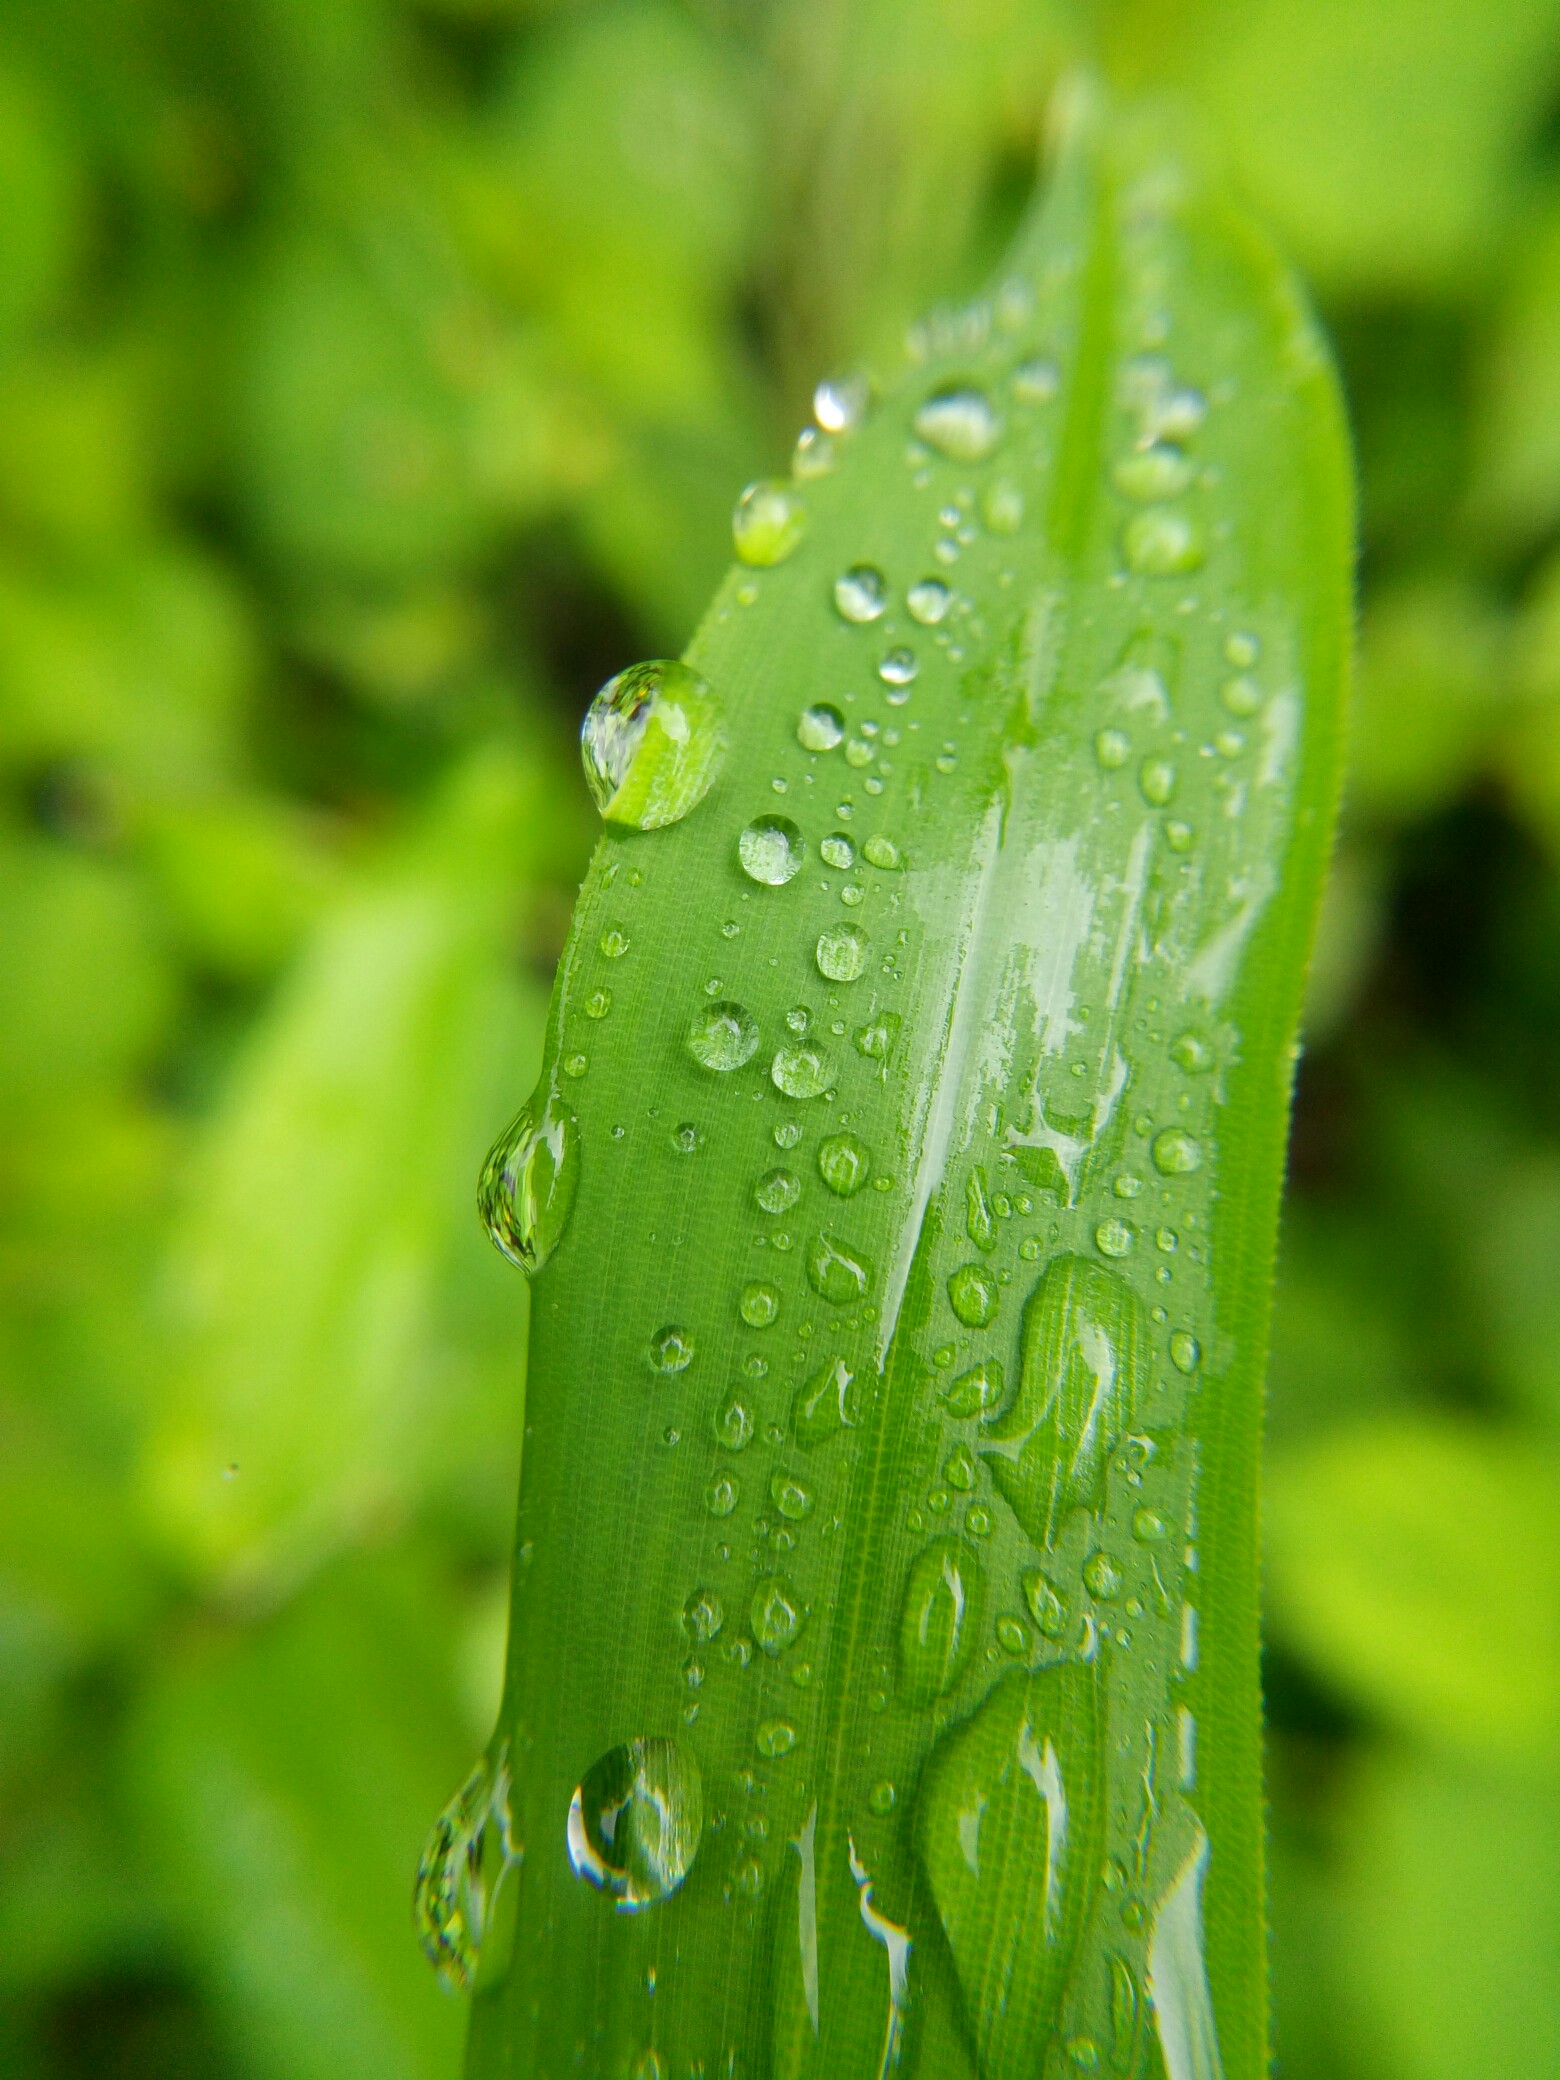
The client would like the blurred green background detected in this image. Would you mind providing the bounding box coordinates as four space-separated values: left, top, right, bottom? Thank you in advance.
1 1 1558 2074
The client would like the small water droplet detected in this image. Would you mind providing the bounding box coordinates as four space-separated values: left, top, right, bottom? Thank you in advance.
756 1718 797 1759
1123 509 1204 576
562 1052 588 1079
982 479 1024 534
772 1045 835 1099
1132 1509 1168 1543
834 565 888 624
805 1231 872 1305
792 1354 858 1445
1139 758 1177 807
855 1012 901 1062
869 1780 897 1815
715 1396 754 1451
907 578 952 625
600 925 630 959
798 703 846 753
774 1119 804 1149
899 1536 981 1700
683 1587 725 1641
478 1090 580 1275
688 1001 759 1072
752 1575 805 1655
915 385 1002 461
793 425 836 478
996 1614 1029 1656
739 815 804 886
581 661 723 828
944 1443 976 1492
1113 443 1194 501
1011 357 1058 404
1021 1569 1067 1638
585 988 612 1019
948 1263 999 1327
732 480 807 566
740 1281 781 1329
706 1472 740 1517
567 1738 704 1910
648 1326 694 1374
820 831 855 867
815 373 870 433
815 922 869 982
756 1167 801 1214
878 646 918 688
1152 1129 1202 1176
1095 1218 1135 1259
939 1359 1004 1419
771 1469 814 1521
415 1744 522 1990
1169 1330 1201 1374
1083 1551 1123 1601
817 1131 871 1197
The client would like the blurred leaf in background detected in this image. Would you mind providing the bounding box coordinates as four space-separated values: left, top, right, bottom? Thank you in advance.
1 2 1560 2077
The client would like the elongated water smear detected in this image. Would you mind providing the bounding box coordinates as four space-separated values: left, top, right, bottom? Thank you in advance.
1148 1825 1225 2080
848 1836 912 2079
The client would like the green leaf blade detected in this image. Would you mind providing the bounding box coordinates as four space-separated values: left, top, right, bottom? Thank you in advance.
461 93 1351 2080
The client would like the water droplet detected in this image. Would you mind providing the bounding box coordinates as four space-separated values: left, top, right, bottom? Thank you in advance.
1152 1129 1202 1176
798 703 846 754
1113 443 1194 501
840 880 866 904
907 578 952 625
899 1537 981 1700
1123 510 1204 576
817 1131 871 1197
965 1504 993 1538
706 1472 740 1517
792 1355 859 1446
1139 758 1177 807
751 1575 805 1655
562 1052 588 1079
600 925 630 959
581 661 724 828
948 1263 999 1327
915 386 1002 462
738 814 804 886
774 1119 804 1149
1083 1551 1123 1601
965 1166 997 1252
939 1359 1005 1420
1155 1226 1178 1253
1169 1330 1200 1374
854 1012 901 1063
648 1325 694 1373
820 831 855 867
755 1167 801 1215
815 372 870 433
738 1281 780 1330
1095 1218 1135 1258
1011 357 1059 403
771 1469 814 1521
1095 728 1130 770
1133 1509 1168 1543
567 1738 704 1910
869 1780 897 1815
996 1614 1029 1656
834 565 888 624
1066 2036 1101 2069
715 1396 754 1451
415 1744 522 1990
683 1587 725 1641
863 833 902 870
688 1001 759 1072
805 1231 872 1305
756 1718 797 1759
732 479 807 566
772 1045 835 1099
944 1443 976 1492
585 988 612 1019
478 1090 580 1275
982 479 1024 534
878 647 918 688
1021 1570 1067 1638
816 922 868 983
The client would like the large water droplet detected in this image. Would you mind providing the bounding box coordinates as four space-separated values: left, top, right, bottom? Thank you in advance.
648 1325 694 1374
772 1045 835 1099
834 565 888 624
914 386 1002 462
815 922 868 982
939 1359 1004 1420
752 1575 805 1655
817 1131 871 1196
478 1089 579 1274
798 703 846 752
820 830 855 867
806 1231 872 1305
567 1738 704 1911
581 660 723 828
739 815 805 885
732 480 807 566
948 1263 999 1327
756 1167 801 1215
415 1743 522 1991
688 1000 759 1071
907 578 951 625
1152 1129 1203 1175
899 1538 981 1701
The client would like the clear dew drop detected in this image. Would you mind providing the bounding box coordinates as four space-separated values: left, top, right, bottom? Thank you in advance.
581 659 724 829
996 1614 1029 1656
585 988 612 1019
600 925 630 959
798 703 846 753
752 1574 805 1655
947 1262 999 1327
566 1738 704 1911
771 1469 814 1521
793 426 836 479
863 833 901 869
820 831 855 868
772 1044 835 1099
1083 1550 1123 1601
792 1355 858 1446
732 479 807 566
805 1231 872 1305
913 385 1002 462
855 1011 901 1063
414 1743 522 1991
816 922 868 982
1139 757 1177 807
938 1359 1004 1419
1152 1129 1203 1176
1096 728 1130 770
673 1121 702 1154
878 647 918 687
756 1718 797 1758
739 814 805 886
1113 442 1194 501
682 1587 725 1641
715 1395 754 1450
981 478 1024 534
706 1472 740 1517
648 1325 694 1374
834 564 888 624
1169 1330 1201 1374
740 1280 781 1329
907 578 951 625
687 1000 759 1072
817 1131 871 1197
1021 1569 1068 1638
1095 1218 1135 1259
478 1090 580 1275
1221 673 1262 717
899 1537 981 1701
1123 509 1205 576
756 1167 801 1214
815 372 870 434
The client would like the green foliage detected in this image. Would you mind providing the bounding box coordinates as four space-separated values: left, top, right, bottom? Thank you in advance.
0 3 1557 2079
